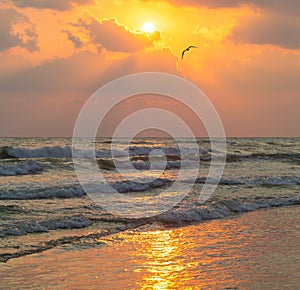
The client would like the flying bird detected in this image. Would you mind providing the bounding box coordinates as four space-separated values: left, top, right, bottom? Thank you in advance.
181 45 198 59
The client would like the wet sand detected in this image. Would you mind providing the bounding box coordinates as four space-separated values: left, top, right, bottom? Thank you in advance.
1 205 300 289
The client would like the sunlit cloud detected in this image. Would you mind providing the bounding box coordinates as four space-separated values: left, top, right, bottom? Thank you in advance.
0 0 299 136
68 17 158 53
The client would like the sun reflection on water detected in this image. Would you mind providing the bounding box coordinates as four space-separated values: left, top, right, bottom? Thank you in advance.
118 221 244 289
131 229 195 289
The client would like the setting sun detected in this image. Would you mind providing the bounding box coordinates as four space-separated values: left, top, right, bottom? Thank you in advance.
141 22 155 33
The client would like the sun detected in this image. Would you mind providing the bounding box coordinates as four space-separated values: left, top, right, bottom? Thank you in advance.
141 22 155 33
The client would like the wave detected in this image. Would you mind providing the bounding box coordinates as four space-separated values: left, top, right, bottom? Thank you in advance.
195 176 300 186
0 185 86 200
0 216 92 238
154 196 300 225
1 195 299 262
1 146 73 159
132 160 184 170
226 152 300 163
99 158 192 171
0 178 172 200
1 145 210 160
0 205 26 214
110 178 172 193
0 161 43 176
0 219 139 263
10 196 300 237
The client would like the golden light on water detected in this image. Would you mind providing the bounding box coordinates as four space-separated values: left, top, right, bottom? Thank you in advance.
3 208 298 289
132 229 195 289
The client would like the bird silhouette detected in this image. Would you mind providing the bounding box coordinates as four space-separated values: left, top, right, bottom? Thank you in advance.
181 45 198 59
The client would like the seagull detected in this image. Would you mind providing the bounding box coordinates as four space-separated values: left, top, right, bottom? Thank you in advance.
181 45 198 59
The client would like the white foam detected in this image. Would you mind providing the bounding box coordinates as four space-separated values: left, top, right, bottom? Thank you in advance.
0 185 85 200
156 197 300 225
0 177 173 199
118 159 191 170
3 145 211 160
89 178 172 194
0 216 92 237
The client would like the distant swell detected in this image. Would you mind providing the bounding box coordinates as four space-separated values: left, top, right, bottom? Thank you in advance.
226 152 300 163
195 176 300 186
1 145 210 159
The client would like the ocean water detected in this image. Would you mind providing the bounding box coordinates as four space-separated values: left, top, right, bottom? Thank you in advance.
0 137 299 264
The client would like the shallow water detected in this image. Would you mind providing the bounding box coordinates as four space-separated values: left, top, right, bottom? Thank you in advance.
1 205 299 289
0 137 299 262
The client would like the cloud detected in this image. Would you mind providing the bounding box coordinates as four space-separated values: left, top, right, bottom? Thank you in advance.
155 0 300 14
12 0 94 11
0 47 179 136
159 0 243 8
0 8 38 52
64 31 84 48
154 0 300 49
0 48 178 93
139 0 247 8
210 49 300 92
242 1 300 16
230 14 300 49
76 17 154 52
0 9 21 51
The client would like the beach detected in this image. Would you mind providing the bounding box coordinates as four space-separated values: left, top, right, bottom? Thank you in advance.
1 205 300 289
1 0 300 288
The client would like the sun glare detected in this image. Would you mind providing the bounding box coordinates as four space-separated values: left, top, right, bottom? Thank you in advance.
141 22 155 33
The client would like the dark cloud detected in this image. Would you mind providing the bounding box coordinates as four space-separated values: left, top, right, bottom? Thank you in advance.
0 9 21 51
156 0 300 14
0 8 38 52
231 14 300 49
252 1 300 15
159 0 243 8
64 31 84 48
12 0 94 11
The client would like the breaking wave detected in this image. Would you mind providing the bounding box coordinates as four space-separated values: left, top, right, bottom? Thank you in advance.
0 161 43 176
1 145 210 159
155 196 300 225
0 216 92 238
0 178 172 200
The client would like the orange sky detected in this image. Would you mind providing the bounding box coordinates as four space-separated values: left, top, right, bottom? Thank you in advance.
0 0 299 136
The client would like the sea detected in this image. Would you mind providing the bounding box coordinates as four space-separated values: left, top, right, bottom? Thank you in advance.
0 137 299 286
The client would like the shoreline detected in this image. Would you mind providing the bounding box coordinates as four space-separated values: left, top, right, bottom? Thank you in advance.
1 199 300 264
1 205 300 288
